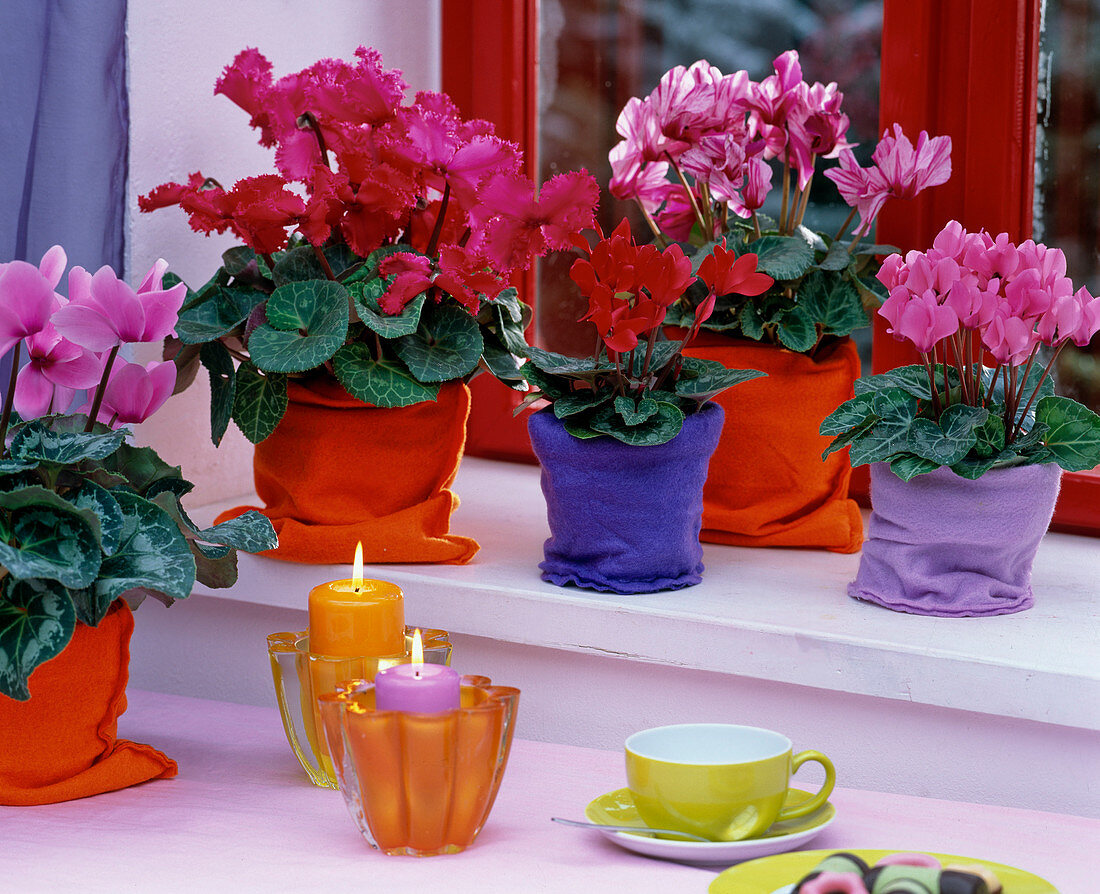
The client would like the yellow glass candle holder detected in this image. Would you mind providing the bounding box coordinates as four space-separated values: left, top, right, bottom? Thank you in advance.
267 627 451 788
318 675 520 856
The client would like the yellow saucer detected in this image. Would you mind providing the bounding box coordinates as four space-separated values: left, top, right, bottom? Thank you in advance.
584 788 836 865
709 847 1058 894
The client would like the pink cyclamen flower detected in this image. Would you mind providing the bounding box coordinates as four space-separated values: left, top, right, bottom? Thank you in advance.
880 289 960 353
52 261 186 352
13 325 104 418
0 246 67 357
823 149 890 233
872 124 952 200
982 307 1040 365
83 359 177 427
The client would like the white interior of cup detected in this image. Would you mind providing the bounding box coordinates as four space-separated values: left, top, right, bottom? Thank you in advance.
625 724 791 765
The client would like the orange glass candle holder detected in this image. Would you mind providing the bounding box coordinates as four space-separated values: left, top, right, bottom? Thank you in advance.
267 628 451 788
318 675 520 856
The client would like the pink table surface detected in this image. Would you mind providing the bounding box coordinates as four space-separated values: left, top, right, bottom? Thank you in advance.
0 689 1094 893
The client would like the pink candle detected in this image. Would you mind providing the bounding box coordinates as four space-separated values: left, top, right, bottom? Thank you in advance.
374 629 460 713
374 663 461 713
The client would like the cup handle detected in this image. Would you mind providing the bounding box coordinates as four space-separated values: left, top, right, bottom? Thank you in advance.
775 750 835 822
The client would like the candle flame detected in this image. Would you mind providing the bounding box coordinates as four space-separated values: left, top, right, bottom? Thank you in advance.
352 541 364 592
411 628 423 673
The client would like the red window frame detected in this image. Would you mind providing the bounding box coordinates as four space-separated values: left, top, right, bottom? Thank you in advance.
441 0 1100 535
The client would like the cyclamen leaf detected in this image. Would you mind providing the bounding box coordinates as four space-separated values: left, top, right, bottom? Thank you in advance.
96 442 185 496
854 364 951 401
591 401 685 446
201 341 236 446
272 242 358 285
10 422 126 465
232 362 288 444
674 357 766 399
350 279 427 338
94 490 196 611
333 342 440 408
480 331 526 386
775 305 817 352
175 286 263 344
0 507 101 589
972 412 1006 458
248 280 349 373
819 242 852 272
890 454 941 481
745 234 815 280
820 392 876 436
614 396 659 425
822 416 877 460
69 480 124 556
847 388 919 466
0 579 76 701
552 392 609 419
394 304 484 382
1036 395 1100 471
797 271 869 337
524 344 608 376
739 303 766 340
907 403 989 466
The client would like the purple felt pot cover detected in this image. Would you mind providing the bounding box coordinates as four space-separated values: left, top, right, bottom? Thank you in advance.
528 402 724 594
850 462 1062 617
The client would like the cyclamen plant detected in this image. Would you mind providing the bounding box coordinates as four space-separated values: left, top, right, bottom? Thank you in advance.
519 222 773 444
141 46 598 444
609 51 952 354
821 221 1100 480
0 247 277 700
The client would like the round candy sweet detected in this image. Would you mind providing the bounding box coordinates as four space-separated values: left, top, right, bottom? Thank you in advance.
875 853 942 869
799 872 871 894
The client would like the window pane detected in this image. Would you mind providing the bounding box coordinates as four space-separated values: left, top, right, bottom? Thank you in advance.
536 0 882 355
1035 0 1100 414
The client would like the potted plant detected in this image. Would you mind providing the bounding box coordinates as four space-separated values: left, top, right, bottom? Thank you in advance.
608 51 952 553
0 246 277 804
520 221 771 594
140 46 598 565
820 221 1100 616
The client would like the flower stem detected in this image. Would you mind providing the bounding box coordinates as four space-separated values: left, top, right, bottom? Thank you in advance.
921 351 942 417
311 245 337 281
833 207 857 243
779 153 791 235
666 153 709 239
85 345 120 433
297 111 331 168
1011 341 1066 442
637 201 666 245
0 341 22 454
425 181 451 258
792 169 814 231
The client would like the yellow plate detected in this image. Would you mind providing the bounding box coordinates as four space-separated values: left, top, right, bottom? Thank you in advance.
709 847 1058 894
583 788 836 866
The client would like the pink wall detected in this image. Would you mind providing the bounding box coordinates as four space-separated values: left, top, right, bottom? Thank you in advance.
126 1 440 505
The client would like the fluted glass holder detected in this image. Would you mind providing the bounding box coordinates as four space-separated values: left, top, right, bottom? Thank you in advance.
318 676 520 856
268 628 451 788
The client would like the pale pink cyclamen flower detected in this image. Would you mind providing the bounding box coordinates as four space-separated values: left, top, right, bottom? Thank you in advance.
739 155 773 213
13 325 104 418
51 260 187 352
0 246 67 356
879 288 960 353
82 359 177 427
680 133 746 203
747 50 806 158
784 80 854 190
983 306 1040 365
825 127 952 234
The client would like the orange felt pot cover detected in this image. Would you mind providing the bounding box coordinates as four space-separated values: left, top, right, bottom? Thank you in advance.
681 333 863 553
0 602 177 805
217 377 478 565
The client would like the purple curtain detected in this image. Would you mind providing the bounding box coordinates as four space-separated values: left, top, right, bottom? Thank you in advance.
0 0 128 397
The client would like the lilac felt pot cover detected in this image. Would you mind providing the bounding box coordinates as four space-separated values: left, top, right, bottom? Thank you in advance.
528 402 724 594
850 462 1062 617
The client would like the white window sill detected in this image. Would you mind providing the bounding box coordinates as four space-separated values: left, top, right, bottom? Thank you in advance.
191 457 1100 733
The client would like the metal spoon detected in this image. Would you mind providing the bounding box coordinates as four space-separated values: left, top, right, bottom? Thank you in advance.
550 816 711 842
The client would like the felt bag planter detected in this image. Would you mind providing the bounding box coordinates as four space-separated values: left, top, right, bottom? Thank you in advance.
0 602 177 805
676 332 863 553
217 377 478 565
528 401 724 594
850 462 1062 617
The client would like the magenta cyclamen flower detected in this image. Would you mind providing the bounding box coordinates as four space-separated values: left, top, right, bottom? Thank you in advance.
82 359 177 427
14 325 104 418
52 261 187 352
0 246 66 357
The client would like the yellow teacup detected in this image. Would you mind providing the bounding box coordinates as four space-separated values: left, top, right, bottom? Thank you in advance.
625 723 835 842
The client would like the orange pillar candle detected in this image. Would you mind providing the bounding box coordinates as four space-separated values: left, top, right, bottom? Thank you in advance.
308 543 405 658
